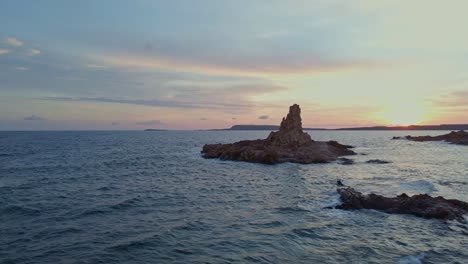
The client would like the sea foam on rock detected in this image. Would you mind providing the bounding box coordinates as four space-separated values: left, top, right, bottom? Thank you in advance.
201 104 356 164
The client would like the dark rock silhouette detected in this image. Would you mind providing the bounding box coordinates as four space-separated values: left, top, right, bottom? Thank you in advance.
265 104 313 146
366 159 391 164
335 187 468 220
201 104 356 164
394 130 468 145
338 157 354 165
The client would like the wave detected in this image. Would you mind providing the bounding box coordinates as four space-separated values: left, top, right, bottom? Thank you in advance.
397 253 426 264
438 180 467 186
110 197 143 210
173 221 210 231
248 221 284 228
107 234 161 252
1 205 41 217
275 206 309 213
400 180 437 193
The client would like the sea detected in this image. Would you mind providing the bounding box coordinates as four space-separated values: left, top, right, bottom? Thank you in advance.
0 130 467 264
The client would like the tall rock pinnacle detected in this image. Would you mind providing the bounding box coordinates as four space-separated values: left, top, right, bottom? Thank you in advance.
266 104 313 146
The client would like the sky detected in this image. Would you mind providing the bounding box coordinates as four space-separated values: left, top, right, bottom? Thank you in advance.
0 0 467 130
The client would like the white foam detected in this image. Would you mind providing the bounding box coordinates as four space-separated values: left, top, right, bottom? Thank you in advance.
397 253 426 264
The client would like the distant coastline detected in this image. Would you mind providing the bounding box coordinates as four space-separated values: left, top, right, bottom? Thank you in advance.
144 129 168 131
207 124 468 131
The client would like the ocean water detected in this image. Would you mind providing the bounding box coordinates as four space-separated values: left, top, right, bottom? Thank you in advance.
0 130 467 264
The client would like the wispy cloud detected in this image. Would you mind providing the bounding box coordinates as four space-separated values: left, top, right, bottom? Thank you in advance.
90 52 378 76
135 120 162 125
23 115 45 121
86 64 107 69
0 48 11 55
5 37 24 47
16 67 29 71
258 30 289 39
30 49 41 55
433 90 468 108
44 96 259 110
42 82 287 112
258 115 269 120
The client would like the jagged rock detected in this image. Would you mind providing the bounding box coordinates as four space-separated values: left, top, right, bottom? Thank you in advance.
265 104 313 146
395 130 468 145
201 104 356 164
366 159 391 164
335 187 468 220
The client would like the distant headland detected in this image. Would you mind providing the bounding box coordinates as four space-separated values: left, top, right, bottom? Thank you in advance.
144 129 168 131
210 124 468 131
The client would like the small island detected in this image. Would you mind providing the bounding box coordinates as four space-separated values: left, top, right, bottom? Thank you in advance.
393 130 468 145
201 104 356 164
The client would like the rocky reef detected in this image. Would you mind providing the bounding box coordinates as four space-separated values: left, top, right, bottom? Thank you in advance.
392 130 468 145
335 187 468 220
201 104 356 164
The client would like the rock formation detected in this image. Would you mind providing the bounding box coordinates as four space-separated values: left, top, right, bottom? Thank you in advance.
265 104 313 146
393 130 468 145
365 159 391 164
335 187 468 220
201 104 356 164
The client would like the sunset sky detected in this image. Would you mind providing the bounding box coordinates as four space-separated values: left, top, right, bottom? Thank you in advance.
1 0 467 130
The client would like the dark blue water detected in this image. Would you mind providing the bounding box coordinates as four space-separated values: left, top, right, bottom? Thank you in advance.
1 131 467 263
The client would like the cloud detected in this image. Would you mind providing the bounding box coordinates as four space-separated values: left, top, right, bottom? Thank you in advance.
44 96 258 110
30 49 41 55
111 122 120 125
90 52 378 76
42 81 286 112
23 115 45 121
200 118 208 121
86 64 107 69
258 115 269 120
258 30 290 39
5 37 24 47
0 49 11 55
135 120 162 125
433 90 468 108
16 67 29 71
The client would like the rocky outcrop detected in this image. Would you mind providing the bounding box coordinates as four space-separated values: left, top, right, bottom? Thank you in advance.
335 187 468 220
201 104 356 164
394 130 468 145
366 159 391 164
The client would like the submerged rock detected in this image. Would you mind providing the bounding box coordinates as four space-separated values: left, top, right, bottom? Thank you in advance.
395 130 468 145
366 159 391 164
201 104 356 164
335 187 468 220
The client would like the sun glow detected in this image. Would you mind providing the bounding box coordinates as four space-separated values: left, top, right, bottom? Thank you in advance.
377 102 430 126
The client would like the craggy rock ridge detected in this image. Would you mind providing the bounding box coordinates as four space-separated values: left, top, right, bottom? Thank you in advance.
336 187 468 220
393 130 468 145
201 104 356 164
